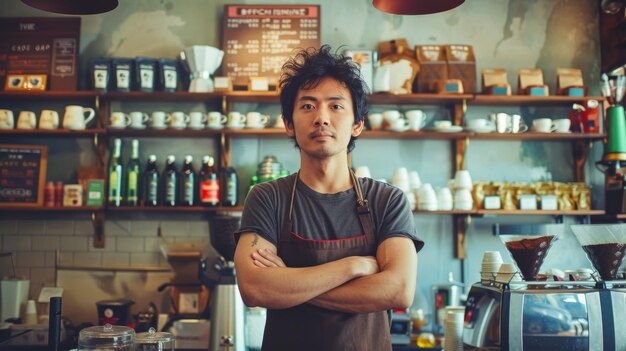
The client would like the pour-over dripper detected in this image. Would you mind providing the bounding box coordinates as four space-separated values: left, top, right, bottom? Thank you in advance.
571 224 626 280
499 234 557 281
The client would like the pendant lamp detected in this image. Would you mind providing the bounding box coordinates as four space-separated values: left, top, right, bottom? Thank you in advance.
21 0 118 15
372 0 464 15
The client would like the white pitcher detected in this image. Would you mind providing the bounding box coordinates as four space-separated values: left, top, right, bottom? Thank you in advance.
63 105 96 130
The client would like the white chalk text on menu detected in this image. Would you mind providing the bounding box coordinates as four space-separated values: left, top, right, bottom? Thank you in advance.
222 5 321 86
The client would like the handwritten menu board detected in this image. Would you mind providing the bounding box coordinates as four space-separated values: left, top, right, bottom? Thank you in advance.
0 17 80 91
0 145 47 207
223 5 320 86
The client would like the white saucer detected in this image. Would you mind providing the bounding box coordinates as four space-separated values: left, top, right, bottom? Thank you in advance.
150 125 167 130
432 126 463 133
129 125 146 130
465 126 494 133
188 125 205 130
245 125 266 130
226 124 245 130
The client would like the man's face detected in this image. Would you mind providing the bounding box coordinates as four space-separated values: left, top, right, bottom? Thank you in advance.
286 76 363 160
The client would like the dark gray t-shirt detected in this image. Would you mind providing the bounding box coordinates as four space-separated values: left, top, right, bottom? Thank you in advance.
236 173 424 252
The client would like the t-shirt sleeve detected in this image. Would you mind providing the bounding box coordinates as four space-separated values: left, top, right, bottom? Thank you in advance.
234 183 280 246
377 186 424 253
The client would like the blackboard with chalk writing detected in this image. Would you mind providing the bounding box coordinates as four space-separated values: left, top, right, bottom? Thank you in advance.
0 144 47 207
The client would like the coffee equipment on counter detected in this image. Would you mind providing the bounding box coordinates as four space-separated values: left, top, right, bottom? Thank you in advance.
463 224 626 351
135 327 175 350
179 45 224 93
596 105 626 214
431 272 462 334
96 299 135 326
78 323 135 351
199 216 246 351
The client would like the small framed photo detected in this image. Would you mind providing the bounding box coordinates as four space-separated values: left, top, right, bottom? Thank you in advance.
5 75 25 90
26 74 47 90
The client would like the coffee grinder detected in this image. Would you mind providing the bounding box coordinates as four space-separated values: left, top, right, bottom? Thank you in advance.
200 216 245 351
596 104 626 214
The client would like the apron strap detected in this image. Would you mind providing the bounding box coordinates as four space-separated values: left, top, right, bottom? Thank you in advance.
350 170 375 245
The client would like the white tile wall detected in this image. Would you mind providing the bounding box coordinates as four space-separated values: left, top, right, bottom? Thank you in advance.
2 219 213 299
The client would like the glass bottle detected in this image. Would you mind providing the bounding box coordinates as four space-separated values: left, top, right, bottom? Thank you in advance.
199 155 219 207
142 155 159 206
179 155 196 206
108 138 123 206
125 139 140 206
162 155 177 206
221 166 238 207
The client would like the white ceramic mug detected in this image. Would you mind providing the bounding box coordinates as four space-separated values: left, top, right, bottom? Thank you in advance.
189 112 208 129
495 113 511 133
405 110 425 131
63 105 95 130
150 111 170 129
17 111 37 129
245 112 269 129
39 110 59 129
207 111 227 129
129 111 149 129
510 114 528 133
382 110 402 125
169 111 190 129
227 111 246 129
0 109 15 129
367 113 383 130
273 115 285 128
553 118 571 133
388 118 409 132
110 112 131 129
532 118 553 133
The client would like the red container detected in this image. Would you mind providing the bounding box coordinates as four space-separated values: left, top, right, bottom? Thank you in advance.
96 299 135 326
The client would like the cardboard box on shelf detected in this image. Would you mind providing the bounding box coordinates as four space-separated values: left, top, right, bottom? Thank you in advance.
481 68 511 95
415 45 447 93
445 45 476 93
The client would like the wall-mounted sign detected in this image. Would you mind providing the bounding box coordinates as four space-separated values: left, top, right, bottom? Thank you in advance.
0 144 47 207
222 4 320 86
0 17 80 91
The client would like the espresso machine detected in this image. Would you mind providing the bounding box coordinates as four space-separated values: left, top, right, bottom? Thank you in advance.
200 216 246 351
463 224 626 351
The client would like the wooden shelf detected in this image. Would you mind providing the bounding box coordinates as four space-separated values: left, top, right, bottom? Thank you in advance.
106 205 243 212
413 210 477 215
369 93 473 105
225 128 286 138
101 91 224 102
362 130 472 140
476 209 605 216
0 206 103 212
0 91 97 100
469 132 605 141
226 91 280 103
0 128 106 137
470 95 604 106
107 128 222 138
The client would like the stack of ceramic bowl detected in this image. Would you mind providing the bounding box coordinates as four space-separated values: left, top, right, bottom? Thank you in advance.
391 167 410 192
417 183 437 211
436 187 453 211
481 251 503 283
453 170 473 210
443 309 464 351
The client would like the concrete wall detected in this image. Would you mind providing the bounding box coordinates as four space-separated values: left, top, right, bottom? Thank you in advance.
0 0 607 325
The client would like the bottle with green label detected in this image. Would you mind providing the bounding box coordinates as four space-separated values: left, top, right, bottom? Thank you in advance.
108 138 123 206
142 154 160 206
162 155 178 206
179 155 196 206
125 139 140 206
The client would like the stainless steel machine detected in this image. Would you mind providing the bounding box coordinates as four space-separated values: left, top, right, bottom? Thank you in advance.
200 216 246 351
463 224 626 351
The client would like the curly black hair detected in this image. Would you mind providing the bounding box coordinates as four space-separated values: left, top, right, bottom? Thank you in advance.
279 45 369 153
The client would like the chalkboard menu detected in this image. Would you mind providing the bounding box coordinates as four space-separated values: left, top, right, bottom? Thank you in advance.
0 145 47 207
223 4 321 86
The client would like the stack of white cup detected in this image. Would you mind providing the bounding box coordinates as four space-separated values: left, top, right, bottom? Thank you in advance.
495 263 518 283
481 251 503 282
453 170 474 210
417 183 437 211
391 167 410 192
443 309 464 351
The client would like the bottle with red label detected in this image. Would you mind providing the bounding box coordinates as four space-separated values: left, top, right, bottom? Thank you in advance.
199 155 219 207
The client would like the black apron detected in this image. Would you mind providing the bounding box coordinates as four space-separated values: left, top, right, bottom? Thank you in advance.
261 170 392 351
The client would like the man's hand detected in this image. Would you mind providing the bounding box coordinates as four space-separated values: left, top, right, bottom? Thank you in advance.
252 248 286 268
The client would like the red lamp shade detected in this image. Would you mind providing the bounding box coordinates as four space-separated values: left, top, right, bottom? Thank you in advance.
21 0 118 15
372 0 465 15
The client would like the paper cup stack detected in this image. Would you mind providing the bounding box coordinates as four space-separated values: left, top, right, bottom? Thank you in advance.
443 309 464 351
481 251 503 282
